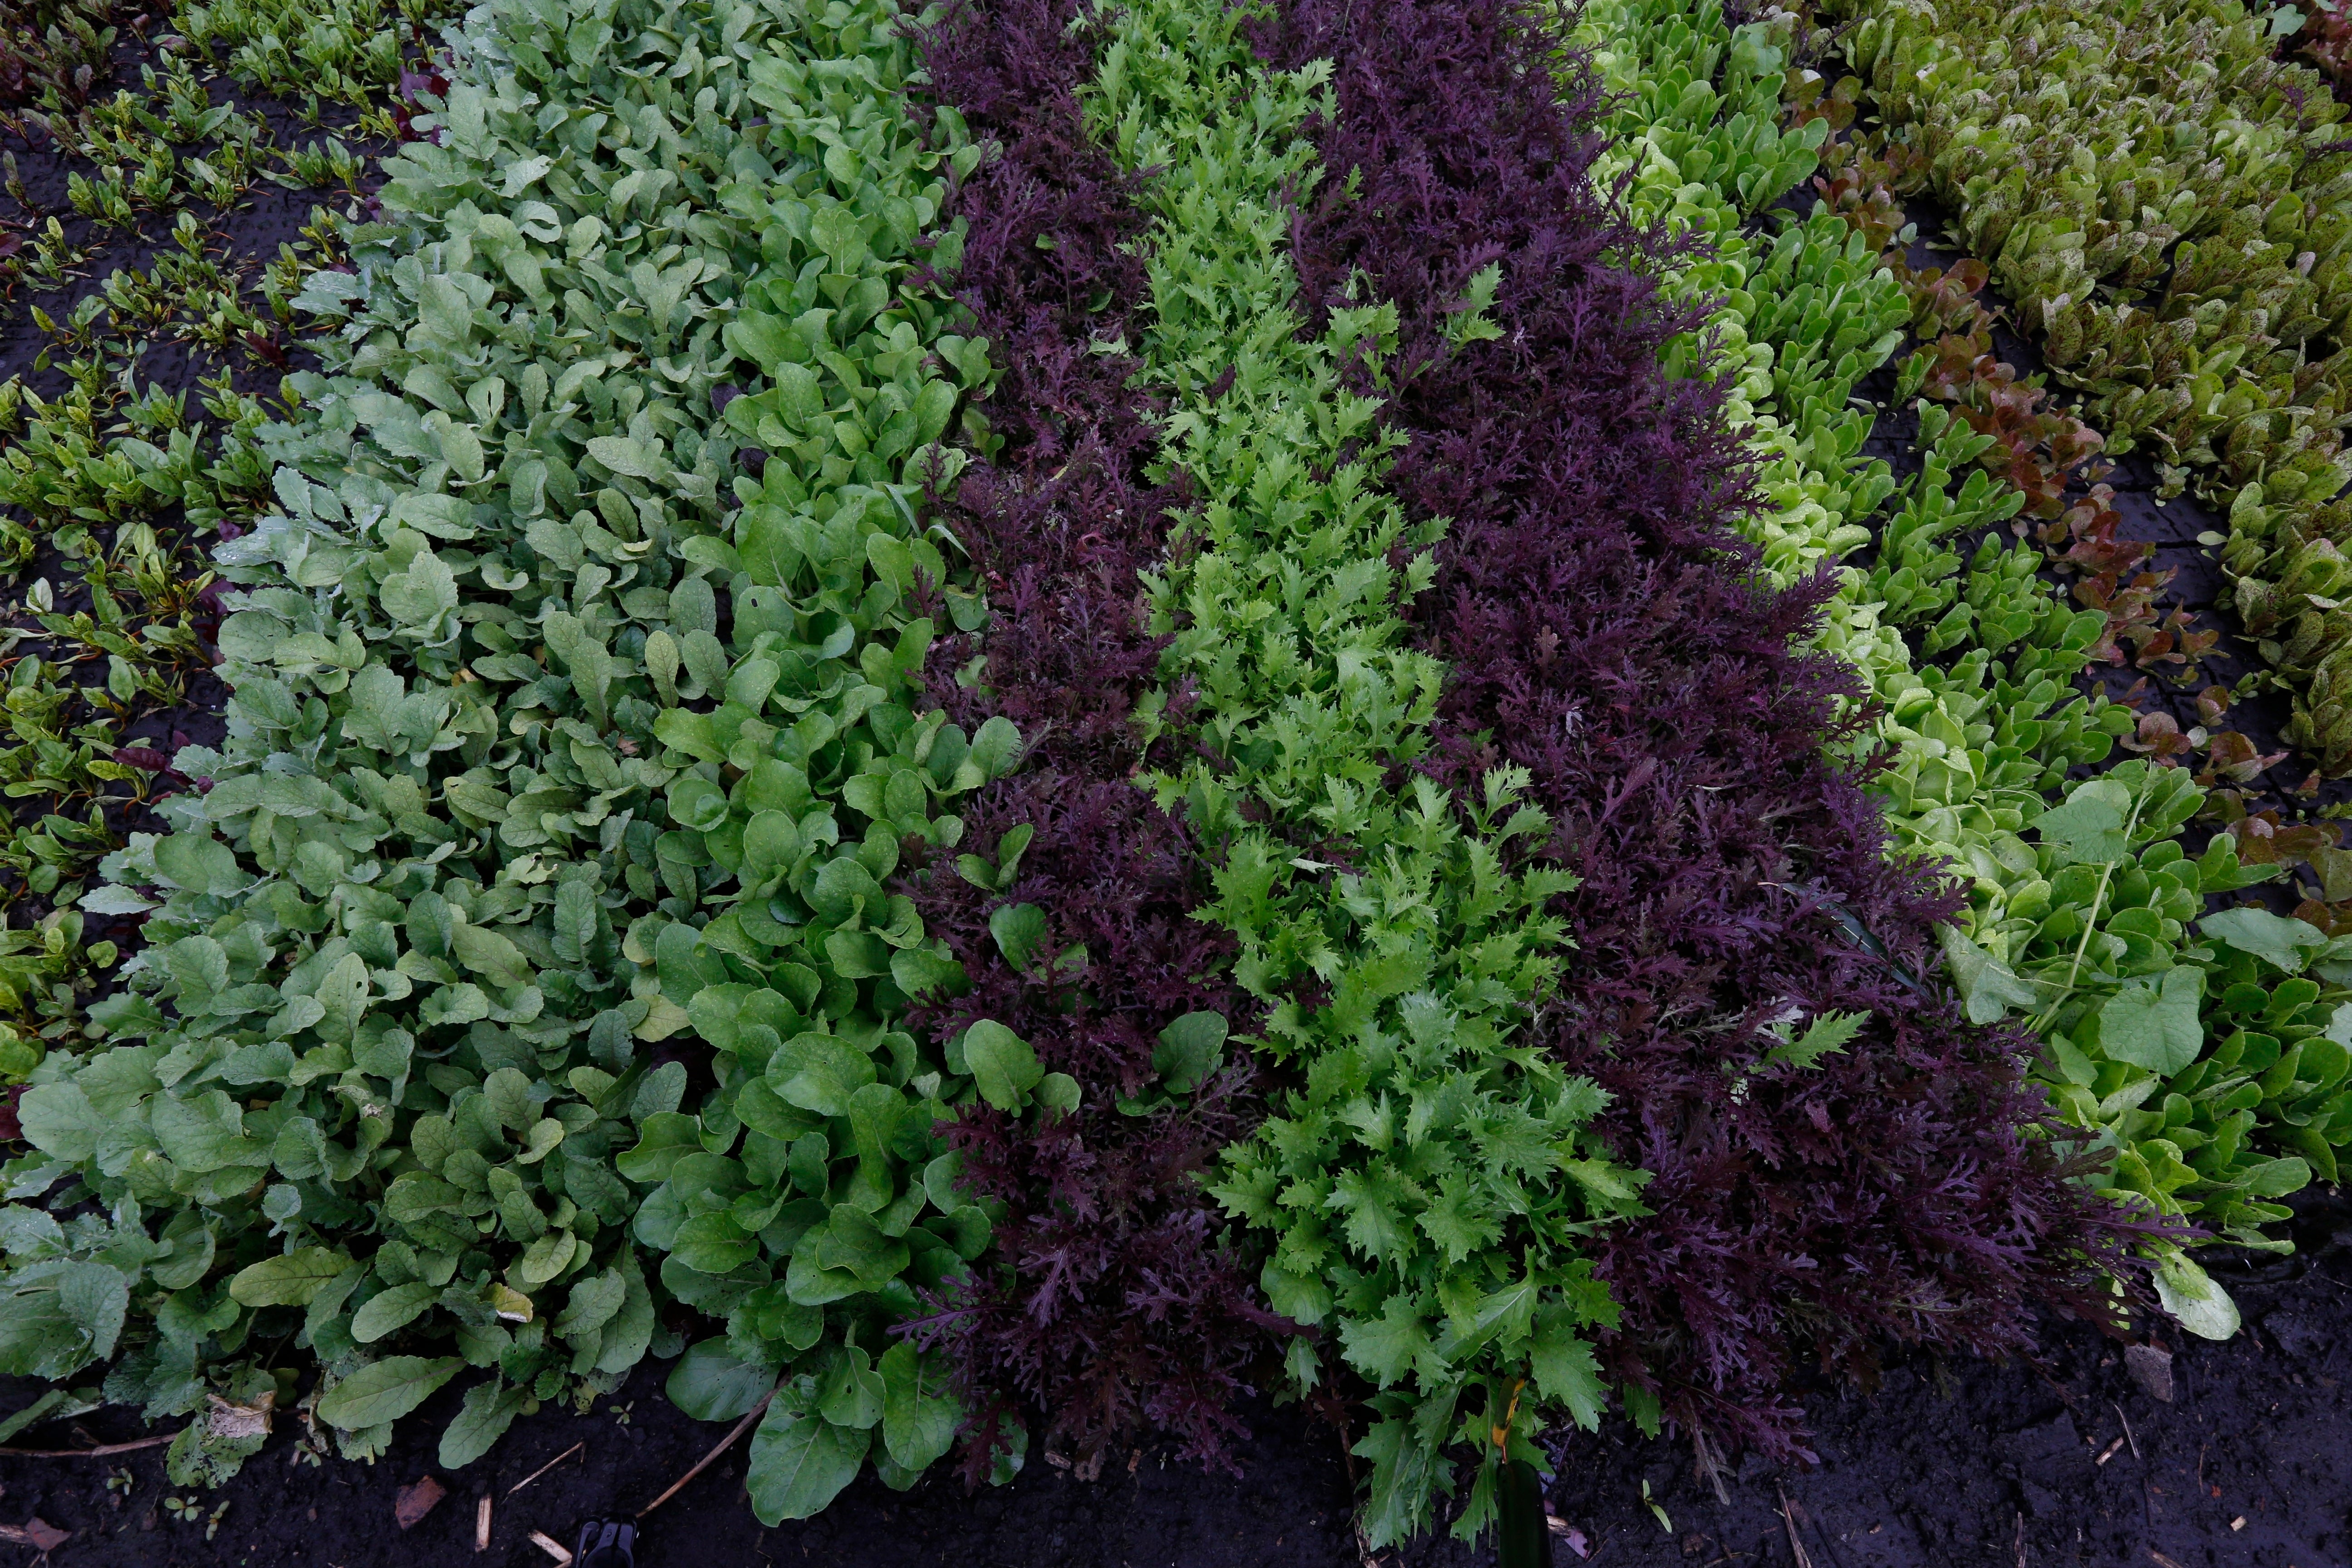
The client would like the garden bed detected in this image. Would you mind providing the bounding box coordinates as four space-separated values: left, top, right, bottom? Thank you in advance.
3 0 2350 1562
1 1197 2345 1565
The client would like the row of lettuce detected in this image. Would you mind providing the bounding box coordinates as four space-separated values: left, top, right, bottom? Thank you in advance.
1584 0 2352 1334
1828 0 2352 770
0 0 2337 1550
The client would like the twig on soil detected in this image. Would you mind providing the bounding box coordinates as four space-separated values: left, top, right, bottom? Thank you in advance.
2112 1403 2141 1461
637 1392 772 1518
505 1441 585 1496
0 1432 180 1458
475 1494 492 1553
1691 1429 1730 1505
1776 1484 1816 1568
0 1520 70 1550
528 1528 573 1565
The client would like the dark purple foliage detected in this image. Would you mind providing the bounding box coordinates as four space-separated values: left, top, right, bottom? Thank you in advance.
895 0 1288 1474
1257 0 2156 1458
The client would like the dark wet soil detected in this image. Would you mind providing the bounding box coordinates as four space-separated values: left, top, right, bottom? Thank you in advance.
3 1191 2345 1568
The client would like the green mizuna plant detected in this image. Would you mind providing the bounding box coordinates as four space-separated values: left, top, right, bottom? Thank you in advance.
1578 0 2325 1333
1827 0 2352 772
1 0 995 1500
1088 0 1651 1545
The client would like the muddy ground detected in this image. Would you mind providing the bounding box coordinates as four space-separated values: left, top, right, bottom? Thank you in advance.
1 1190 2344 1568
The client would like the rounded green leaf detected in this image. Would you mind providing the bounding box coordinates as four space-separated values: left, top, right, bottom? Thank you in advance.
315 1356 461 1431
962 1019 1042 1111
769 1032 877 1117
229 1247 354 1308
672 1211 761 1275
1153 1010 1228 1093
666 1337 778 1422
351 1281 441 1343
2097 967 2205 1075
746 1402 869 1525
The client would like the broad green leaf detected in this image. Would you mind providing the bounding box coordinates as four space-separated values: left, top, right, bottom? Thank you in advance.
988 903 1048 970
439 1382 528 1469
595 1258 657 1376
2200 907 2330 975
672 1212 761 1275
16 1083 106 1162
746 1403 869 1524
2153 1253 2240 1340
154 833 245 897
878 1342 956 1472
965 715 1022 780
769 1033 877 1117
230 1247 355 1308
453 924 533 990
377 549 460 629
315 1356 461 1431
0 1261 129 1378
351 1281 441 1343
586 434 665 480
2097 967 2205 1075
666 1337 778 1422
2033 778 2131 864
961 1019 1041 1112
815 1347 884 1430
617 1113 704 1183
1153 1011 1228 1093
1938 925 2047 1024
551 1269 626 1342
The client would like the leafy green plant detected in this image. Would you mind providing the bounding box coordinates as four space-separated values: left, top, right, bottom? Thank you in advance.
1086 0 1650 1544
1582 0 2318 1332
176 0 449 113
1 0 1007 1504
1827 0 2352 773
0 0 117 114
0 26 378 958
2038 902 2352 1243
